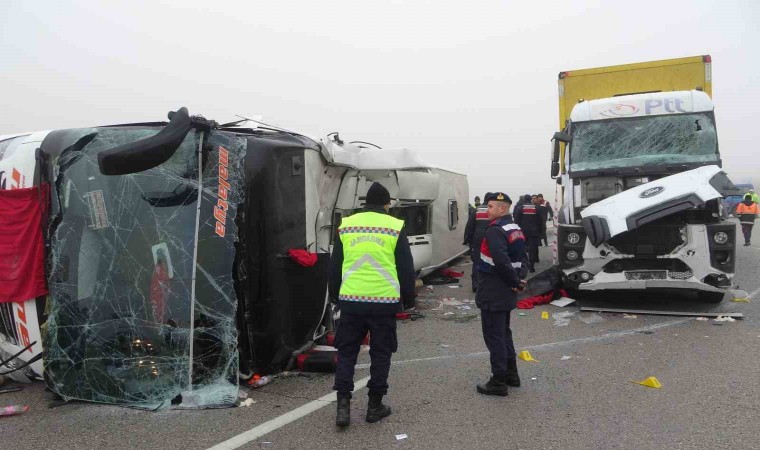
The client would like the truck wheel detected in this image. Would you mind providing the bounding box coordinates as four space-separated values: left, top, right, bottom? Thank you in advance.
698 291 725 303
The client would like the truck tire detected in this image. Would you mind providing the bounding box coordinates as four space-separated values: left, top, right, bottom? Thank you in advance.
698 291 725 303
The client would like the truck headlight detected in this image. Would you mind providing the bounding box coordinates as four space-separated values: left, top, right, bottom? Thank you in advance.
567 250 580 261
713 232 729 244
567 232 581 244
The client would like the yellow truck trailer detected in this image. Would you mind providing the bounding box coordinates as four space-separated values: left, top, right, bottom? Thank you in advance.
559 55 712 131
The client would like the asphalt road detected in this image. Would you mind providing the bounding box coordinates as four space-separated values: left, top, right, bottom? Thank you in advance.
4 224 760 450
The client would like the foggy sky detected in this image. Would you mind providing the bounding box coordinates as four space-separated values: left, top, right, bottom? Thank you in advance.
2 0 759 203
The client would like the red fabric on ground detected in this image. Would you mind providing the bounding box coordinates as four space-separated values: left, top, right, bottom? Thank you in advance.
516 289 569 309
440 268 464 278
288 249 318 267
0 184 49 303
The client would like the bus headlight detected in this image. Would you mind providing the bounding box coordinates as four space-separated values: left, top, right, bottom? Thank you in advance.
713 232 729 245
567 232 581 244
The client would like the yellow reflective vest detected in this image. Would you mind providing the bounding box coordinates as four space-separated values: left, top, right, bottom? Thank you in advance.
338 212 404 304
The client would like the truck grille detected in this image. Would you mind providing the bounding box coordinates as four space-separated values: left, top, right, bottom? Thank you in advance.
608 225 684 256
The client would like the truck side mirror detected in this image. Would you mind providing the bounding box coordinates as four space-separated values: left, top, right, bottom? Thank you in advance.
551 131 571 163
551 161 560 178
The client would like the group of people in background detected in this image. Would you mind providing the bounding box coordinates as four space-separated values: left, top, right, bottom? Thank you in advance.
465 192 553 287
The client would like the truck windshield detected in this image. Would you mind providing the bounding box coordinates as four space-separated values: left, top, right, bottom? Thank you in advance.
569 113 719 172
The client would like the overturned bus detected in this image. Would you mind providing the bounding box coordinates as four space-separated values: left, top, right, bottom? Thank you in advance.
0 109 468 408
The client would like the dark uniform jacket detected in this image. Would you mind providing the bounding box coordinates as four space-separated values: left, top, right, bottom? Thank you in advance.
513 200 542 238
475 215 529 311
328 205 417 315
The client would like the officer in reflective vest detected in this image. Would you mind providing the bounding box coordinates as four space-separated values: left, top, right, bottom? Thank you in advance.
329 182 416 427
475 192 529 396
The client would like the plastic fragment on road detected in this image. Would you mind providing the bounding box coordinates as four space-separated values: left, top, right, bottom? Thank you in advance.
541 311 549 320
443 312 455 316
396 434 408 441
456 305 471 311
441 344 450 348
731 289 749 302
623 313 638 319
518 351 538 362
579 313 605 325
631 376 662 389
238 398 257 407
518 312 527 316
248 375 272 388
714 316 736 323
441 312 479 323
552 311 575 326
550 297 576 307
0 405 29 417
560 355 572 361
696 317 709 321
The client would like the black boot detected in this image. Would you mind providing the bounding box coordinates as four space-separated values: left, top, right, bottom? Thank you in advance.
476 375 509 396
366 394 392 423
336 396 350 427
505 358 521 387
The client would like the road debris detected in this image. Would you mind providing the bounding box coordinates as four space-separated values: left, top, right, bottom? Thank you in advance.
580 307 743 319
396 434 408 441
731 289 749 302
713 316 736 323
550 297 576 307
456 305 471 311
631 376 662 389
440 344 450 348
517 312 527 316
248 375 272 389
0 387 23 395
442 298 463 307
541 311 549 320
442 312 479 323
579 313 605 325
518 350 538 362
696 317 709 321
0 405 29 417
560 355 572 361
622 313 638 319
238 398 257 407
552 311 575 326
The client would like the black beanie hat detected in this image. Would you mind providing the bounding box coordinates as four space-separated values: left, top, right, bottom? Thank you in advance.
366 182 391 206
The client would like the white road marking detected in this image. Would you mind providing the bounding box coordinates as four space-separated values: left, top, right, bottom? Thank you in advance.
207 376 370 450
210 318 691 449
357 318 691 369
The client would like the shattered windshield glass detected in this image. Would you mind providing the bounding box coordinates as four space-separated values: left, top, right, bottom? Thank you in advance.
45 127 245 409
570 113 719 172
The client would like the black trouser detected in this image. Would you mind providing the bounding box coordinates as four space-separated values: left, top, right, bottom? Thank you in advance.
470 247 481 287
333 313 397 399
526 236 541 268
480 309 516 377
541 229 548 246
741 223 754 243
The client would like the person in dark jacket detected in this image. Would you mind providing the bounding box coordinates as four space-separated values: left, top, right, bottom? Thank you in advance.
537 194 552 246
464 193 492 291
474 192 529 396
329 182 416 427
513 194 542 272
